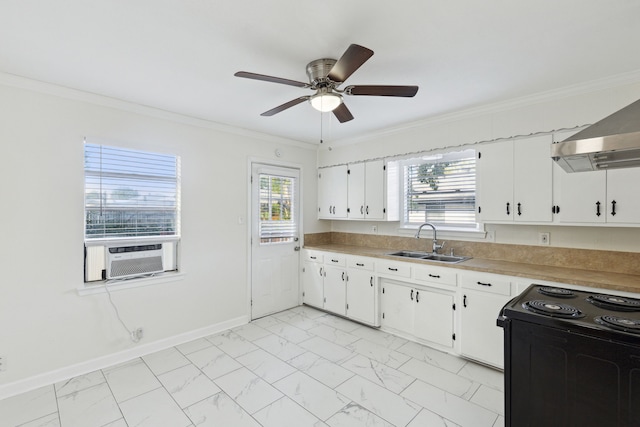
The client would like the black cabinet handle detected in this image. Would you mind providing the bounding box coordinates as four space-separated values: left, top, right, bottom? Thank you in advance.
356 263 364 267
517 202 522 216
410 289 414 300
331 259 339 263
428 274 441 279
552 205 560 214
366 206 369 215
463 295 467 307
388 267 398 272
596 201 601 217
341 272 345 281
611 200 617 216
310 256 317 260
370 277 373 287
506 202 510 215
477 281 492 287
416 291 420 303
360 206 364 214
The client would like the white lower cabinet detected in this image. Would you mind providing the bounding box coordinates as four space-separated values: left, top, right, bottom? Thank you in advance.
301 251 324 308
381 279 455 349
346 257 377 325
301 250 379 326
459 273 513 368
324 263 347 315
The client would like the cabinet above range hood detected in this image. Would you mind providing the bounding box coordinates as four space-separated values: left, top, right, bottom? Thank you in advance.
551 99 640 172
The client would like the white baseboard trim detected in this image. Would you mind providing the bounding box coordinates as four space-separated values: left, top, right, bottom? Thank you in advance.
0 315 248 401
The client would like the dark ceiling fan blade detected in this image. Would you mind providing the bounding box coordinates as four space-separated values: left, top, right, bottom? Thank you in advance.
327 44 374 83
345 85 419 97
332 102 354 123
260 97 309 116
234 71 310 88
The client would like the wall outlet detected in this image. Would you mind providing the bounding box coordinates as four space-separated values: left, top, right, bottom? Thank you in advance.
371 225 378 234
539 232 550 246
0 355 5 372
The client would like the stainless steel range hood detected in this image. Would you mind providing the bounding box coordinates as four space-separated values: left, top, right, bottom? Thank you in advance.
551 99 640 172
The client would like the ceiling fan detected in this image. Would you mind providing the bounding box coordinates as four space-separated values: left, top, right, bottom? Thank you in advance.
234 44 419 123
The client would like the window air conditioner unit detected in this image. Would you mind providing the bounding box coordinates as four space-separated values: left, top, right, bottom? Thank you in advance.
106 244 164 279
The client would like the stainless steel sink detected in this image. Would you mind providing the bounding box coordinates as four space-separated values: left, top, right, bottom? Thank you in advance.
386 251 471 263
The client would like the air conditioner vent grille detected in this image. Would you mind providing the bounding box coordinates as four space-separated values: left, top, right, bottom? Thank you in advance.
110 257 163 279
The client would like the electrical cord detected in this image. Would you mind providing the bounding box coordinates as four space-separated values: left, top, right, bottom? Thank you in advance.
104 283 141 343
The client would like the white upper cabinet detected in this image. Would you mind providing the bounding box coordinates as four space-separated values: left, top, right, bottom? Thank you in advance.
556 166 640 224
348 160 386 220
606 168 640 224
478 135 554 223
317 165 348 219
319 159 398 221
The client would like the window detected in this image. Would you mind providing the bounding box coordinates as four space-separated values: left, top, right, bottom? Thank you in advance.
401 149 477 229
259 173 297 244
84 142 180 282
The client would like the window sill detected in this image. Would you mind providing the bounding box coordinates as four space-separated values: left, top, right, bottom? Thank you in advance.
77 271 184 296
397 226 487 241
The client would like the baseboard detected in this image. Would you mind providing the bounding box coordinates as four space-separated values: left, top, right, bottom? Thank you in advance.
0 315 248 401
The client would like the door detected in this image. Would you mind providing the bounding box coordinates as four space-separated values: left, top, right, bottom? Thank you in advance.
414 289 454 348
302 260 324 308
478 141 514 222
323 265 347 315
251 164 300 319
381 281 414 334
365 160 385 219
346 268 376 325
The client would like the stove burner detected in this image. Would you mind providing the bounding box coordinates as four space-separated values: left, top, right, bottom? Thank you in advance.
595 315 640 334
522 300 585 318
537 287 576 298
587 294 640 312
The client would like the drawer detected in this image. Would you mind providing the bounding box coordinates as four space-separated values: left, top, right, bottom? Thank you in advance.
376 260 411 278
348 256 374 271
461 273 511 296
325 253 347 267
304 250 324 263
413 265 457 287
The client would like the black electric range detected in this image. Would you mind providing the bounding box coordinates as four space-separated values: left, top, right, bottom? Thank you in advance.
498 284 640 427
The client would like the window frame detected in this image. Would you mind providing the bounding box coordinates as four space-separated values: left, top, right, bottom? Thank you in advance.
82 140 182 285
399 148 479 232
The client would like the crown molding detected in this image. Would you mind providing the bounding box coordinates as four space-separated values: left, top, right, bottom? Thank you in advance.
331 69 640 147
0 71 315 150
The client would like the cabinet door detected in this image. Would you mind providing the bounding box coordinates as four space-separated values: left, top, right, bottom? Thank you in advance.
347 163 366 219
460 290 512 368
318 165 348 219
556 166 606 223
478 141 514 221
381 281 413 335
346 268 376 325
365 160 385 220
606 168 640 224
324 265 347 315
302 261 324 308
414 289 454 348
513 135 553 222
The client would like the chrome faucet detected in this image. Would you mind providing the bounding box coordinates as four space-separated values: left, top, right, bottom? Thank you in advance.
415 222 445 254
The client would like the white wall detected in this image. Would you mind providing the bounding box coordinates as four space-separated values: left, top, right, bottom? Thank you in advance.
0 77 326 391
319 74 640 252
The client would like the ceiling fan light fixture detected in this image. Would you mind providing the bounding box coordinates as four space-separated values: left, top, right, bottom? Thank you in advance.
310 91 342 112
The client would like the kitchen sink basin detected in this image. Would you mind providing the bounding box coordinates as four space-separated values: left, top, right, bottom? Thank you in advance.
386 251 471 263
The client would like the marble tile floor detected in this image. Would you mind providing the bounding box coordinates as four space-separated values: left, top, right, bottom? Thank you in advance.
0 305 505 427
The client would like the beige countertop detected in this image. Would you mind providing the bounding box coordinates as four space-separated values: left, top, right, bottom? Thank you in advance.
304 243 640 295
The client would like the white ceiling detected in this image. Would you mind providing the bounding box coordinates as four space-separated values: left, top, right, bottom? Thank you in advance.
2 1 640 144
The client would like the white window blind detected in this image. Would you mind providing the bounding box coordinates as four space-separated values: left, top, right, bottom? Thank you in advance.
259 173 296 243
403 149 476 227
84 143 180 240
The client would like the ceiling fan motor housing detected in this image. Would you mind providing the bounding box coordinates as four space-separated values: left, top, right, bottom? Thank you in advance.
306 58 338 88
